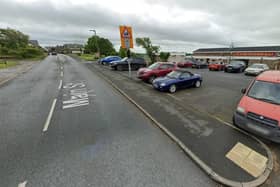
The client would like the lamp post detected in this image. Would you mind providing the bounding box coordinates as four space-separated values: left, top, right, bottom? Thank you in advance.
89 29 100 58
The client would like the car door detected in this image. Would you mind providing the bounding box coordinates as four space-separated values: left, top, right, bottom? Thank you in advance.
178 72 193 88
158 64 170 76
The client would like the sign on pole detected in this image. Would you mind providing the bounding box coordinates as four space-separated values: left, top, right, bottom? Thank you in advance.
119 26 133 49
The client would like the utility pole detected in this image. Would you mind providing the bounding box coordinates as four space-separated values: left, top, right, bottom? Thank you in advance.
89 29 100 58
229 41 234 63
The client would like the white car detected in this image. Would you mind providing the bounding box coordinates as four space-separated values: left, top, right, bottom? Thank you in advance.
244 63 269 76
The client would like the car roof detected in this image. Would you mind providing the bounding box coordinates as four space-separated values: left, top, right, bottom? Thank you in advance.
256 71 280 83
156 62 174 65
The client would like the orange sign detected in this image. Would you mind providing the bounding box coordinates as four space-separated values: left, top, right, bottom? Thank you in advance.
232 52 276 57
119 25 133 49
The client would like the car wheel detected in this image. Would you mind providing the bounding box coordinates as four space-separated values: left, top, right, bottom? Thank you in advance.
148 76 156 84
194 80 201 88
117 65 123 71
169 84 177 93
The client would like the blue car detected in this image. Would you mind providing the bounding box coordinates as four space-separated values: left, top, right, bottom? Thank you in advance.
100 56 121 65
152 69 202 93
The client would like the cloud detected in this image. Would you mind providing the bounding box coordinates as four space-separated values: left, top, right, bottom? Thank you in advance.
0 0 279 52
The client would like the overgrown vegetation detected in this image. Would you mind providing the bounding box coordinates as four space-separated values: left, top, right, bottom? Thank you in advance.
0 28 45 59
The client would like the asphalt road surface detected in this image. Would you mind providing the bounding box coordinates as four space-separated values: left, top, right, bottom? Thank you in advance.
0 55 216 187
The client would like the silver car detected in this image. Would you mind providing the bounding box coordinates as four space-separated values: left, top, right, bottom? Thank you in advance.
244 63 269 76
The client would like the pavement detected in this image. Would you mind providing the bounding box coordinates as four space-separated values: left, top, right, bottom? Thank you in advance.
0 55 216 187
0 60 38 85
85 61 274 186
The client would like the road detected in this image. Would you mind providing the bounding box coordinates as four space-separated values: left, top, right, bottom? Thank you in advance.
0 55 216 187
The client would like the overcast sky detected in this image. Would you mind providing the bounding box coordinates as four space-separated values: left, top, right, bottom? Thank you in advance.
1 0 280 52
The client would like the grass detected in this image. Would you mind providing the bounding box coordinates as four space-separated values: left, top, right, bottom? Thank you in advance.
0 60 19 69
79 54 95 61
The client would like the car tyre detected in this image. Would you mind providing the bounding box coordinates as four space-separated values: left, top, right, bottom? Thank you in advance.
169 84 177 93
194 80 201 88
117 65 123 71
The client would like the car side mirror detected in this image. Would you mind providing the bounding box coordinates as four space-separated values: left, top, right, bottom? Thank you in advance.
241 88 246 94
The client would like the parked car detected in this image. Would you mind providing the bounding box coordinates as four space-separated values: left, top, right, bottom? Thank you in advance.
110 57 146 71
208 61 225 71
233 71 280 142
177 60 193 68
137 62 176 83
152 69 202 93
192 60 208 69
99 56 121 65
244 63 269 76
51 52 57 55
224 61 246 73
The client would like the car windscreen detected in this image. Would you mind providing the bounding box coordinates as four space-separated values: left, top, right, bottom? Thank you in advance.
148 63 160 69
250 64 265 69
248 80 280 105
167 71 181 79
230 61 244 65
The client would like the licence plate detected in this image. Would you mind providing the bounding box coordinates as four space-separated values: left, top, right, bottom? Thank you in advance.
247 123 269 135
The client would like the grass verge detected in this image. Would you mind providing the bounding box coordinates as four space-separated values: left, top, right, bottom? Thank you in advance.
0 61 19 69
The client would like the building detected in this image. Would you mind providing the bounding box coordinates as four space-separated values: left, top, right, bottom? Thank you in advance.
193 46 280 69
28 40 39 47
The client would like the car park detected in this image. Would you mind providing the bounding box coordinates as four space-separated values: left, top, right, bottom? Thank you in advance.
177 60 193 68
224 61 246 73
208 61 225 71
192 60 208 69
110 57 146 71
100 56 121 65
152 69 202 93
244 63 269 76
233 71 280 142
137 62 176 83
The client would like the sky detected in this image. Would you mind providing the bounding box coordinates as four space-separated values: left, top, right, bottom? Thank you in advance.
1 0 280 52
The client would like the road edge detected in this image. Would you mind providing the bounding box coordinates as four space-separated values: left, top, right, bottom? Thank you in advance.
0 61 37 87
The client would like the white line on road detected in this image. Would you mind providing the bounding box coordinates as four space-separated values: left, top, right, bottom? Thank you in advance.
61 66 63 70
18 180 27 187
58 80 62 90
43 99 57 132
60 71 63 77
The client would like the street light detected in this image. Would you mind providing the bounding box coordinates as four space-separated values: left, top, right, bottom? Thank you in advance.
89 29 100 58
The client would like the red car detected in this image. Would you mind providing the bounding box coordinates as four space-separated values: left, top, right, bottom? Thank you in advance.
208 62 225 71
233 71 280 142
177 60 193 68
137 62 177 83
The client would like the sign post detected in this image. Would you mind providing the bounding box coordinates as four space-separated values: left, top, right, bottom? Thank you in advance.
119 26 133 78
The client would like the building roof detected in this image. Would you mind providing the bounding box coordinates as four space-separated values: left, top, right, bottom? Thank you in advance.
194 46 280 53
257 71 280 83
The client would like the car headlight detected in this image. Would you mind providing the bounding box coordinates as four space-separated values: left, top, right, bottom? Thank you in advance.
160 83 166 87
236 106 245 115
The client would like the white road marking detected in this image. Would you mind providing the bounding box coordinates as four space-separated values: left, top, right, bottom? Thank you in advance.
58 80 62 90
18 180 27 187
43 99 57 132
61 67 63 70
60 71 63 77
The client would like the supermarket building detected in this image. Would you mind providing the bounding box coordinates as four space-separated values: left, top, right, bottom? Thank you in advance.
192 46 280 69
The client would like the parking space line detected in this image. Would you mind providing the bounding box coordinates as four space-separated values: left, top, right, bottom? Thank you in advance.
18 180 27 187
42 99 57 132
58 80 62 90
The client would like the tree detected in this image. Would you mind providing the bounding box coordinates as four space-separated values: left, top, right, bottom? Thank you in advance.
0 28 29 49
136 37 159 64
119 46 127 58
84 35 116 56
159 52 170 62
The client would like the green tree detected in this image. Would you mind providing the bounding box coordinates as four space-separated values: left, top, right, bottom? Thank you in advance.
0 28 29 49
159 52 170 62
136 37 159 64
119 47 127 58
84 35 116 56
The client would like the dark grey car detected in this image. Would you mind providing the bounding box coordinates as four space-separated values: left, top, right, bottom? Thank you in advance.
110 57 147 71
